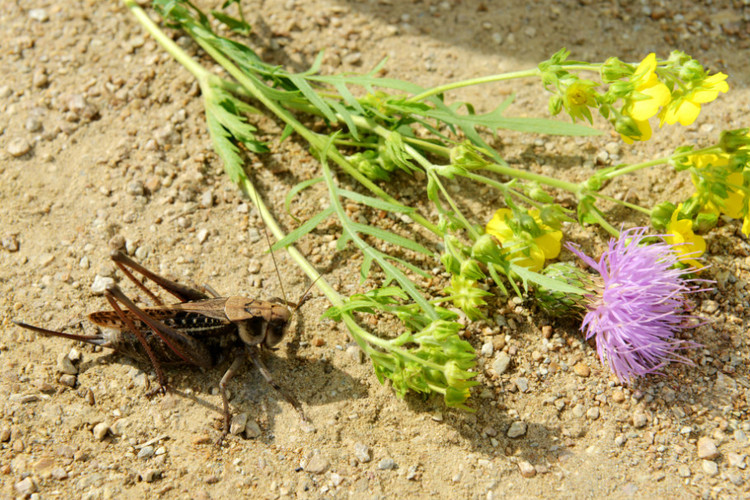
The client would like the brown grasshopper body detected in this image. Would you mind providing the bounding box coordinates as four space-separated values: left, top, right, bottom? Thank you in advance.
13 250 309 441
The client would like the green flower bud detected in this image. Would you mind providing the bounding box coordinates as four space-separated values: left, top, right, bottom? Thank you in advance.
441 252 461 275
650 201 676 231
719 128 750 153
693 212 718 232
614 115 641 139
533 262 589 318
528 185 554 203
443 275 492 321
679 59 704 82
471 233 504 263
583 175 604 192
600 57 630 82
449 144 486 170
460 259 486 281
548 95 563 116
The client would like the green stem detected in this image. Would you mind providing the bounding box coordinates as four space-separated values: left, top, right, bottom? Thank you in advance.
594 192 651 215
407 68 541 103
481 162 581 194
600 145 722 181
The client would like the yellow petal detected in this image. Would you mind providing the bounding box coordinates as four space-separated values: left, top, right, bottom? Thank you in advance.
535 231 562 259
486 209 513 241
629 82 671 120
665 100 701 126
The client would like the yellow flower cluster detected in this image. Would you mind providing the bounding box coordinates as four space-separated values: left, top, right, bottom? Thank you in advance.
485 208 562 272
619 53 728 143
689 152 750 235
665 204 706 270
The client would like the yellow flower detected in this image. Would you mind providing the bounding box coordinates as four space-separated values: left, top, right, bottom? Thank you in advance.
485 208 562 272
660 72 729 126
689 153 745 218
619 53 671 143
665 206 706 270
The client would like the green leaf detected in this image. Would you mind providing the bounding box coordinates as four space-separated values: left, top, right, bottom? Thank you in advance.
350 221 433 257
285 177 324 218
211 11 251 36
338 189 415 214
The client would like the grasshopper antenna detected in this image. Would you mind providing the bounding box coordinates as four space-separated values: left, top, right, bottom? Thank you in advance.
249 186 289 308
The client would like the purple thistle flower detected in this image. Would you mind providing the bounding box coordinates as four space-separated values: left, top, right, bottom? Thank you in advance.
566 227 705 384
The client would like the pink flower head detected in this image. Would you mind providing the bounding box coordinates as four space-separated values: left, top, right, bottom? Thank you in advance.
566 227 705 383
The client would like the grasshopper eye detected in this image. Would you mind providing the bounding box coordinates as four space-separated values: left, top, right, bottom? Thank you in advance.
264 318 289 347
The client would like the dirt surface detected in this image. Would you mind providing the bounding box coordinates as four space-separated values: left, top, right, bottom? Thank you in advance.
2 1 750 498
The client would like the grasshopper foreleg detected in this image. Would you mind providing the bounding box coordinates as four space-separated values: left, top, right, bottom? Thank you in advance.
247 346 308 425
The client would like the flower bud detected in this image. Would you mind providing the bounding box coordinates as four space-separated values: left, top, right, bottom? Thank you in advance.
719 128 750 153
460 259 486 281
471 233 504 262
679 60 704 82
614 115 641 139
693 212 718 232
441 252 461 275
650 201 676 231
548 95 563 116
600 57 630 82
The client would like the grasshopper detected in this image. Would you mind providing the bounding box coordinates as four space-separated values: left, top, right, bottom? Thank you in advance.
13 250 311 441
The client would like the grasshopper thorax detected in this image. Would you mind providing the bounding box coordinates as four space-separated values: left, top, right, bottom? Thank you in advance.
224 296 292 348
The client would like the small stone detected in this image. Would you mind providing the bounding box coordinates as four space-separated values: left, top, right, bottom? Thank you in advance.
353 442 371 463
611 390 625 403
127 180 145 196
493 352 511 375
614 435 627 447
59 374 77 387
25 117 42 132
330 472 343 486
514 377 529 393
0 427 10 442
79 256 90 269
406 465 419 480
247 259 261 274
377 458 396 470
51 467 68 480
92 422 110 441
91 275 115 295
199 190 214 208
305 454 329 474
230 412 248 435
57 353 78 375
68 348 81 362
346 344 364 363
507 421 527 438
28 8 49 21
7 138 32 157
573 362 590 377
728 452 746 469
135 246 150 260
481 342 493 357
586 407 600 420
734 430 748 443
727 470 743 486
14 477 37 496
632 412 648 428
142 469 162 483
677 464 691 477
138 445 155 459
1 234 19 252
701 460 718 477
697 437 719 459
518 460 536 478
244 420 261 439
197 228 209 244
572 404 585 418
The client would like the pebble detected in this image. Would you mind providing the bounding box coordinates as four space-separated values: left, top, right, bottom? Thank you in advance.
57 352 78 375
518 460 536 478
1 234 19 252
572 404 585 418
701 460 718 477
92 422 110 441
492 352 511 375
481 341 493 357
138 445 155 459
406 465 418 480
197 228 209 244
614 435 627 447
586 407 600 420
29 8 49 22
25 117 42 132
59 374 77 387
353 442 371 463
14 477 37 496
515 377 529 393
0 427 10 442
305 454 329 474
245 420 261 439
247 259 261 274
734 430 748 443
573 362 590 377
7 138 32 157
200 190 214 208
51 467 68 480
330 472 343 486
135 246 149 260
507 421 527 438
611 390 625 403
33 70 48 88
142 469 162 483
728 452 746 469
632 412 648 428
127 180 145 196
377 458 396 470
230 412 248 435
346 344 364 363
677 464 691 477
727 470 743 486
696 437 719 459
91 275 115 294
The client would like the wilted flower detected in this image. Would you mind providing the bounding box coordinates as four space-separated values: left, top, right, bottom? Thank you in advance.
566 227 704 384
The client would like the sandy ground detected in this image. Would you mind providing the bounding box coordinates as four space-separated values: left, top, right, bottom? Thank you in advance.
2 0 750 498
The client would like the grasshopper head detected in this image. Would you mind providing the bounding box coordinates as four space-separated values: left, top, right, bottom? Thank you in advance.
225 297 292 348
